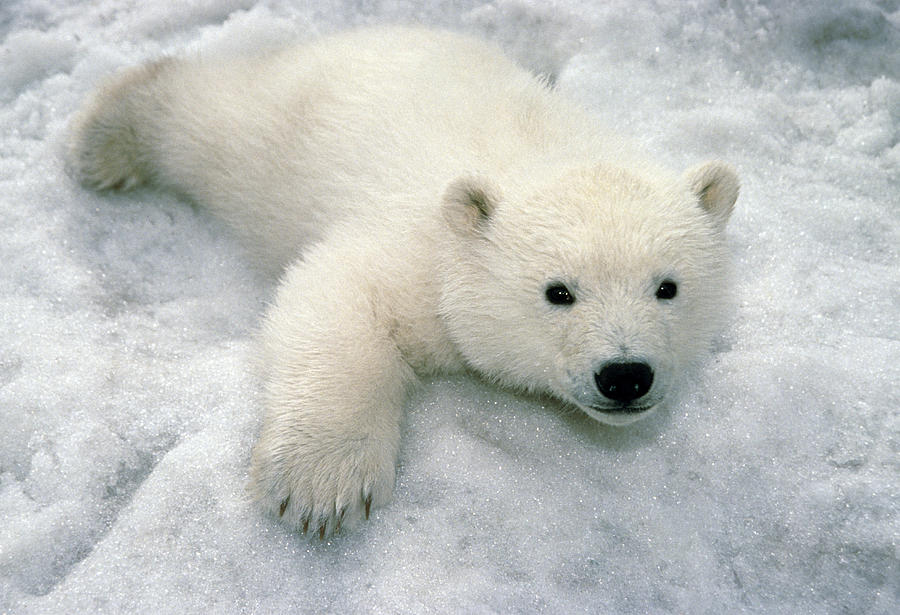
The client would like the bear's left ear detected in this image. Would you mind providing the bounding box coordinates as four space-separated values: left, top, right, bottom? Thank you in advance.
683 161 739 230
442 175 502 236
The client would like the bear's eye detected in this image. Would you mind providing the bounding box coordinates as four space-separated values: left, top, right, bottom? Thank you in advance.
545 283 575 306
656 280 678 300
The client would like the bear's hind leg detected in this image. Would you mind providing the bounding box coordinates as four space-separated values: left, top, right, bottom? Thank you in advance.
68 59 177 191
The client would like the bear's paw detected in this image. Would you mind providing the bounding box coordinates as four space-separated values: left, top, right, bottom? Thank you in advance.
249 429 398 538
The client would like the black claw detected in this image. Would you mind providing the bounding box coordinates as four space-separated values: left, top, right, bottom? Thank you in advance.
279 497 290 517
318 522 326 540
336 507 346 533
301 516 310 535
364 494 372 520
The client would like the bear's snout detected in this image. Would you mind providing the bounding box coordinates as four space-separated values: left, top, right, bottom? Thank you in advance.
595 362 654 405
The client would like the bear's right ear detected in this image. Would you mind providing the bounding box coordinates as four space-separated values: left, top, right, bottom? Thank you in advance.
683 161 740 231
442 175 501 236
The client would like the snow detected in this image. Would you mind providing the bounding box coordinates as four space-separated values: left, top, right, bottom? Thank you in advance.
1 0 898 612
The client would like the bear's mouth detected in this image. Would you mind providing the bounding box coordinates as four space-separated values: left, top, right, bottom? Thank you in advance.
591 403 653 415
583 403 656 426
564 373 663 425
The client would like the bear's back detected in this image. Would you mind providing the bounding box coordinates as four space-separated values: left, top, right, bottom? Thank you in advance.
261 27 598 205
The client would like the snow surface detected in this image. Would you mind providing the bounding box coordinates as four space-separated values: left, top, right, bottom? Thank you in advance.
1 0 898 613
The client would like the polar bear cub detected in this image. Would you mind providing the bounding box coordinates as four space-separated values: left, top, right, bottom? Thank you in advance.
69 27 738 537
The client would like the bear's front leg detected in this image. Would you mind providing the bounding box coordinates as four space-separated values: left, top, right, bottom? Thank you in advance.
248 245 418 537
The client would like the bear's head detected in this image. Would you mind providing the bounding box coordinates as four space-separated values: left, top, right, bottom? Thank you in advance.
439 161 738 425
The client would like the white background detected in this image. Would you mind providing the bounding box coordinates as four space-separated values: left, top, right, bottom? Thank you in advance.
1 0 898 612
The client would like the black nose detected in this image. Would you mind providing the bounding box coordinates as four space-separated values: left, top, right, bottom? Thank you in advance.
595 362 654 403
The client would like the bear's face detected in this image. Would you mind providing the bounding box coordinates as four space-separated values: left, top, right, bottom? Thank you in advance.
440 162 738 425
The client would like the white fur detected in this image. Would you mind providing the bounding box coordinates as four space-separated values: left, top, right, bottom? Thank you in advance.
69 27 738 536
